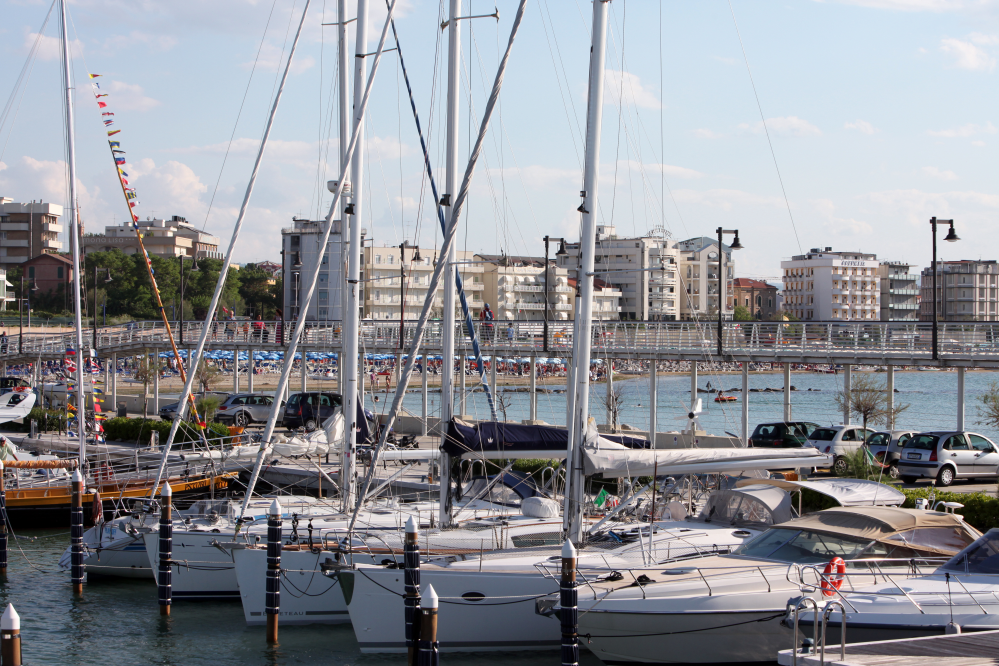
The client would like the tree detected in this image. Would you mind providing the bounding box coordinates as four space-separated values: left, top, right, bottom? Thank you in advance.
834 373 910 441
599 382 625 433
132 352 164 418
733 305 754 321
193 357 222 393
976 381 999 430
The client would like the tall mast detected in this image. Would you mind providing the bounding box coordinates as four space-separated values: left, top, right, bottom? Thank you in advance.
342 0 369 511
338 0 349 174
60 0 87 470
438 0 462 528
564 0 610 543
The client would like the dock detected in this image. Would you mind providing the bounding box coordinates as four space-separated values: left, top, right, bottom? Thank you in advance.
778 629 999 666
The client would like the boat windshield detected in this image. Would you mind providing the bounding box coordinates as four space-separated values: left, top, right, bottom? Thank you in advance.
940 529 999 574
732 528 873 564
697 491 775 526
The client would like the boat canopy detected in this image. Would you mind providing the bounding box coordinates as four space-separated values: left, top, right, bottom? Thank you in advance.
735 477 905 507
777 507 976 543
695 485 793 527
442 418 649 459
582 446 833 477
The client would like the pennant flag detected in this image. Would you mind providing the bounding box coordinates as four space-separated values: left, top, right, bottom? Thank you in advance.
65 348 76 356
125 191 136 200
120 177 129 185
109 141 120 149
89 73 102 79
129 201 137 208
102 112 114 117
92 82 100 89
97 101 108 108
112 150 125 155
96 93 108 98
103 120 114 126
115 157 126 165
118 169 129 177
107 129 121 136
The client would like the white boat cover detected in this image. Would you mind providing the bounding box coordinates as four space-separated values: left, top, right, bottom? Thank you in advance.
0 391 34 426
582 446 833 477
735 477 906 507
269 413 343 458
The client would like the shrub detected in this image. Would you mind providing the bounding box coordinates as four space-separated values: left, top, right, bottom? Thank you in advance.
101 417 229 449
16 407 68 433
900 488 999 534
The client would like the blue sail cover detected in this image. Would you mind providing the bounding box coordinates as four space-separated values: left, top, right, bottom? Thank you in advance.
442 419 649 458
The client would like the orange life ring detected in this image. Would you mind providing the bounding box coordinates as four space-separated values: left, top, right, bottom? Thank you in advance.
821 556 846 597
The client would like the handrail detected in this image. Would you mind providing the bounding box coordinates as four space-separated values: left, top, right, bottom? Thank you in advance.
820 600 846 665
790 596 818 666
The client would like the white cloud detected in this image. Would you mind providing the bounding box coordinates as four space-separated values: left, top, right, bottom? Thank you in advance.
818 0 999 11
864 188 999 225
812 198 874 236
922 166 959 180
928 121 997 137
940 36 996 70
713 56 737 65
487 165 578 189
24 30 84 61
692 128 724 139
106 81 160 112
102 31 178 53
172 136 407 170
844 119 877 134
972 140 986 146
672 188 784 211
128 158 208 219
740 116 822 137
617 160 704 179
243 42 315 75
604 69 661 109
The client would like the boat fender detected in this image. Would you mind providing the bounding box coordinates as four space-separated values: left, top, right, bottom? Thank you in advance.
821 556 846 597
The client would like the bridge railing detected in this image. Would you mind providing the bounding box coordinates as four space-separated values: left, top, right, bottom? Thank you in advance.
3 319 999 360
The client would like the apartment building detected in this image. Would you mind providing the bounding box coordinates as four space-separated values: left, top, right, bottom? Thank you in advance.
919 260 999 322
363 244 483 321
476 254 573 321
281 217 347 322
83 216 221 260
0 199 64 267
732 278 778 320
558 225 676 320
781 247 880 321
675 236 736 321
879 261 919 321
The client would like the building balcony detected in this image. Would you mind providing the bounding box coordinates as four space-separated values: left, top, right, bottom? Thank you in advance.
2 241 28 248
889 288 919 295
41 222 63 233
512 284 544 292
0 223 29 232
555 303 572 311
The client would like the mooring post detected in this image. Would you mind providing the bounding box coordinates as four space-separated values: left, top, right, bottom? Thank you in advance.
266 499 282 644
416 583 439 666
560 540 578 666
158 483 172 616
0 462 6 581
0 604 20 666
404 516 422 666
70 469 84 595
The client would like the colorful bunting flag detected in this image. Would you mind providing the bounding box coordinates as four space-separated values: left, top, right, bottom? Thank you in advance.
102 112 114 117
115 157 126 165
103 120 114 126
96 93 108 98
109 141 120 149
107 129 120 136
89 73 101 79
97 101 107 108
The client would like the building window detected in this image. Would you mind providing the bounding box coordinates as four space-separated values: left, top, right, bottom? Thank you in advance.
28 267 34 278
375 254 382 264
57 266 64 279
387 255 394 265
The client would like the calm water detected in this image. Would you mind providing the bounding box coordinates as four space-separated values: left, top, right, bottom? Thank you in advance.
4 529 602 665
368 369 999 442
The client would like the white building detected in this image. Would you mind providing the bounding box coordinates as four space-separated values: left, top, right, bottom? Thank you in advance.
281 217 347 323
781 247 880 321
476 254 572 321
675 236 736 321
83 215 221 260
0 199 64 267
919 259 999 322
362 244 484 321
559 225 677 320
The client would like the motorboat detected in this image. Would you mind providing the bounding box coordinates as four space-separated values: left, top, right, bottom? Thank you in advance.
791 527 999 645
568 507 979 664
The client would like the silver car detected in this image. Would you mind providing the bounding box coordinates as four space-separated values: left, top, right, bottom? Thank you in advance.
863 430 919 478
897 431 999 487
215 393 281 427
158 391 230 421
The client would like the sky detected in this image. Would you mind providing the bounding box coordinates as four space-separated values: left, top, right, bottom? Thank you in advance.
0 0 997 283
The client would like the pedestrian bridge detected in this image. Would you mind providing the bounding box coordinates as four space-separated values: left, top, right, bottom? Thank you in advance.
2 320 999 368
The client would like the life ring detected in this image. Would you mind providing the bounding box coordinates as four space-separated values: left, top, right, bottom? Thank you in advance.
821 556 846 597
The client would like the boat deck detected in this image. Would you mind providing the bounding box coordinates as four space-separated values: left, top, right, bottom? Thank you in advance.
778 629 999 666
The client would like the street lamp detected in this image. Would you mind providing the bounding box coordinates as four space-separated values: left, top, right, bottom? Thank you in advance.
18 277 38 354
178 254 199 344
716 227 743 357
543 236 567 352
930 217 959 361
92 266 112 350
398 242 421 351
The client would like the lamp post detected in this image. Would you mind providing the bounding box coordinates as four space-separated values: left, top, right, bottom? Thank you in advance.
930 217 959 361
398 242 421 354
17 278 38 354
542 236 567 352
178 254 199 345
715 228 743 357
92 267 112 350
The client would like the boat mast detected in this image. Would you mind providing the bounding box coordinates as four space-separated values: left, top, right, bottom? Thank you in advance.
438 0 461 529
342 0 370 512
564 0 610 544
60 0 88 471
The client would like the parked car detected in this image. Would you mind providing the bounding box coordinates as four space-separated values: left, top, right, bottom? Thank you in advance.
863 429 919 478
806 425 876 475
283 391 343 431
158 391 231 421
897 431 999 487
748 421 821 448
215 393 283 427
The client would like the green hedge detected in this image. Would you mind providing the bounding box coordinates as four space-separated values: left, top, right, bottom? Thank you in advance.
899 488 999 534
13 407 69 433
101 417 229 448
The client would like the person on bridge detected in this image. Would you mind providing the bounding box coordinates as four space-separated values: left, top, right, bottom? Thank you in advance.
480 303 494 343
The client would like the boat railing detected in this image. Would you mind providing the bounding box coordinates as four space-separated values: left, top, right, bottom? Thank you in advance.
820 600 847 664
789 596 819 666
796 570 999 615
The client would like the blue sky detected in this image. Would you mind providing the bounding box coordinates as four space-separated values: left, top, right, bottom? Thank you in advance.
0 0 996 281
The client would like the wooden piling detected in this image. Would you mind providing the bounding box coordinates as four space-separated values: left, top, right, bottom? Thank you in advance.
0 462 6 581
265 499 282 644
404 516 421 666
158 483 173 616
70 470 84 595
1 604 20 666
560 540 578 666
416 583 439 666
